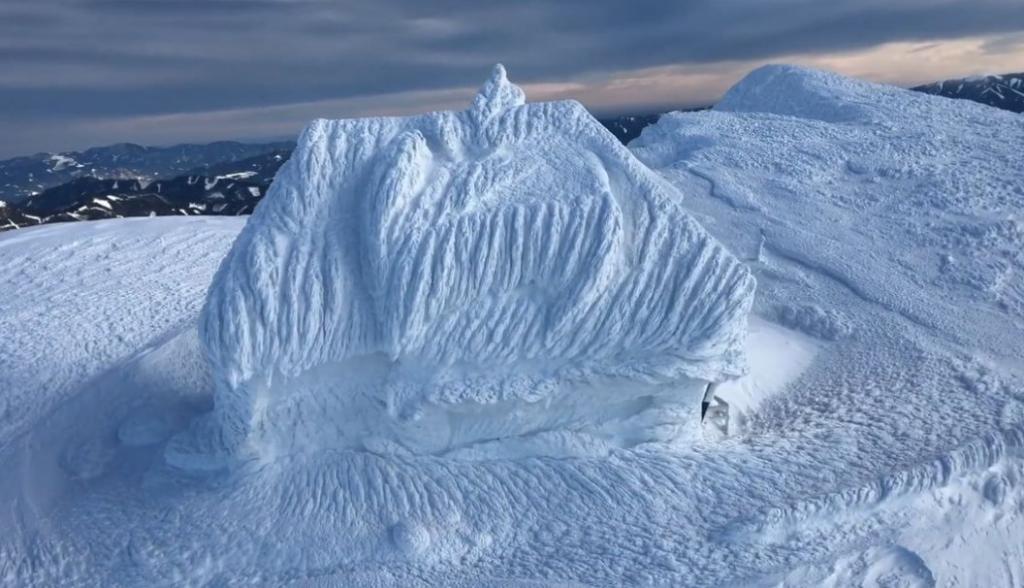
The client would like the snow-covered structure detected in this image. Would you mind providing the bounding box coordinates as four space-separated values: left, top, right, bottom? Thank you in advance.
190 65 754 461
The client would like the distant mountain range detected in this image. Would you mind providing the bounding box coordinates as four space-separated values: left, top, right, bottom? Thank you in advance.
599 114 664 144
0 140 294 204
1 150 290 230
2 74 1021 232
912 72 1024 114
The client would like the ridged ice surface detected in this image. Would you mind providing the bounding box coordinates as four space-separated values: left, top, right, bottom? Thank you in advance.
197 65 754 457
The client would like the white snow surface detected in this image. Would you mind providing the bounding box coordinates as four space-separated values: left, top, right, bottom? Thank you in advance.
2 64 1024 586
713 317 820 431
0 217 244 453
192 65 754 462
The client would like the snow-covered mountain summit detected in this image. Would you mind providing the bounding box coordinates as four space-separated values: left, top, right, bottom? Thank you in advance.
714 64 889 122
714 63 1010 124
184 64 755 463
625 63 1024 585
635 64 1024 336
4 63 1024 586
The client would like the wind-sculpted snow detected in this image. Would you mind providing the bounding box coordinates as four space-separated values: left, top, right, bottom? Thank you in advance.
634 65 1024 347
5 65 1024 586
0 217 242 452
194 65 755 460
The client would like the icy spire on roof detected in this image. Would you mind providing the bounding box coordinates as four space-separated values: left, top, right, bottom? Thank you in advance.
470 64 525 122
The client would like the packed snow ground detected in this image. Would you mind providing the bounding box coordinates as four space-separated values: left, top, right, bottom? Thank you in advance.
1 65 1024 586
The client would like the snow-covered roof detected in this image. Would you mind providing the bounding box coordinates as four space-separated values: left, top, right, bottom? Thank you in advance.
199 65 754 452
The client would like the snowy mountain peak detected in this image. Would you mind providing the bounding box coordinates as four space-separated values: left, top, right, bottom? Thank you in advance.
470 63 525 122
715 64 882 123
716 64 1024 125
185 66 755 465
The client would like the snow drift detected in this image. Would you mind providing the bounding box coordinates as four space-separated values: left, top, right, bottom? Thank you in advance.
187 65 755 462
633 64 1024 333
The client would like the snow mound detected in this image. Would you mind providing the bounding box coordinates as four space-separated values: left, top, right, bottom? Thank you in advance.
715 64 1001 125
715 64 885 123
191 64 755 462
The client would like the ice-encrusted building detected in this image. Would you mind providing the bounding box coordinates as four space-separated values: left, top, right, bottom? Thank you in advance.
185 65 755 463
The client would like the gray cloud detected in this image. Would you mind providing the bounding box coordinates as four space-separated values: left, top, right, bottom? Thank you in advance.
1 0 1023 156
981 31 1024 55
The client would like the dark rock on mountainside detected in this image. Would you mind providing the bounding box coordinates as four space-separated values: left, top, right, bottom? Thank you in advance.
4 170 277 230
913 73 1024 114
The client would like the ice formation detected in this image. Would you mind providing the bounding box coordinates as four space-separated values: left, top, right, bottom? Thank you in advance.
191 65 754 461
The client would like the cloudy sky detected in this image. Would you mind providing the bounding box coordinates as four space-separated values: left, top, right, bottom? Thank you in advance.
1 0 1023 158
